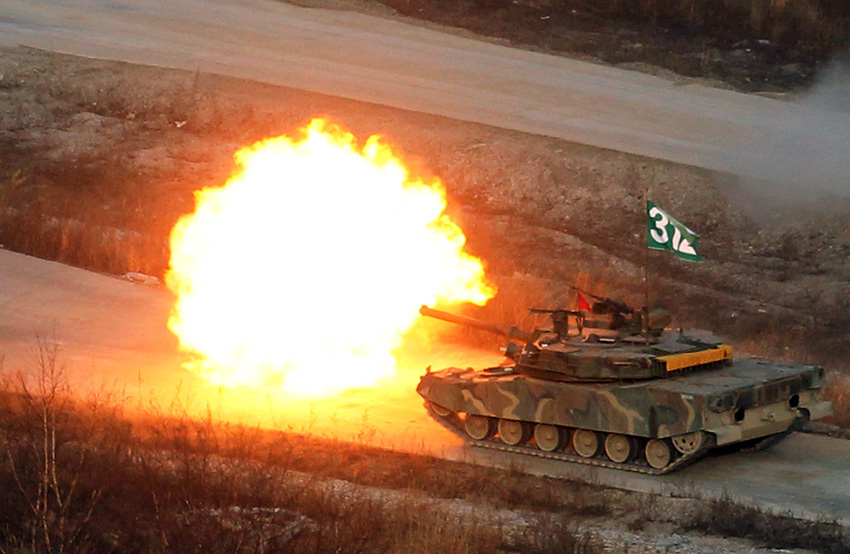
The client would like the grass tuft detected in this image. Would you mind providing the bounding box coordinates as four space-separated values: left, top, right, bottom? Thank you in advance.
684 494 848 554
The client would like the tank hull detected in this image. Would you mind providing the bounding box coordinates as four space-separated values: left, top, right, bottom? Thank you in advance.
417 359 832 473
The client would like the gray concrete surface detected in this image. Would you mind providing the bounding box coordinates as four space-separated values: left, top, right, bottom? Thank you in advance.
1 248 848 526
456 433 850 526
2 0 850 187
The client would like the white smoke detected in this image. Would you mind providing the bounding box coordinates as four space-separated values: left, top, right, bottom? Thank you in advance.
802 54 850 112
722 54 850 218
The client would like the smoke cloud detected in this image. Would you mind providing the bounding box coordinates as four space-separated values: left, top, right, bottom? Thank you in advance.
722 54 850 218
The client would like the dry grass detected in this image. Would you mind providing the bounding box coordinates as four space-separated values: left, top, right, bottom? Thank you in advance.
0 63 276 279
0 343 608 553
684 494 848 554
0 204 168 276
2 341 848 552
383 0 850 61
824 374 850 428
582 0 849 52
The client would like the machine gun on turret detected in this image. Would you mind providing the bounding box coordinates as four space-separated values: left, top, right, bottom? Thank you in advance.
569 285 638 334
570 285 634 315
569 285 671 337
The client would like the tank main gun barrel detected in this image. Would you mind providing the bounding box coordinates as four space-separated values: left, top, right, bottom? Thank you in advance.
419 305 534 343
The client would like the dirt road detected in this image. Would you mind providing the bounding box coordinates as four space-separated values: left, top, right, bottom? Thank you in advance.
1 248 847 525
3 0 849 192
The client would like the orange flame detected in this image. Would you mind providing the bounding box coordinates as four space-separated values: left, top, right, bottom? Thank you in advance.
166 119 495 397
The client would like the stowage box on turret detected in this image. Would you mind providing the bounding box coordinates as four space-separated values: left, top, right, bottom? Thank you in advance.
416 295 832 474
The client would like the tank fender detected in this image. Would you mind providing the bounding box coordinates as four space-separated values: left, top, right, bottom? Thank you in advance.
704 390 832 445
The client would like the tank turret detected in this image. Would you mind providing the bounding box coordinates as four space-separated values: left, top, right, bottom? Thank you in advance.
419 302 733 382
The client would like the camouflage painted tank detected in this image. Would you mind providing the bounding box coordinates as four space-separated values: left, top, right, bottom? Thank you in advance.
417 295 833 474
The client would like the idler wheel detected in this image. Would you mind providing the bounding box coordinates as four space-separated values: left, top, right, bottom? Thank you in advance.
498 419 532 446
604 434 636 463
464 414 496 440
534 424 567 452
572 429 601 458
428 402 453 417
645 439 673 469
671 431 705 455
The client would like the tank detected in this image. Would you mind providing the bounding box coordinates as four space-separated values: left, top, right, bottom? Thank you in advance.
416 293 833 474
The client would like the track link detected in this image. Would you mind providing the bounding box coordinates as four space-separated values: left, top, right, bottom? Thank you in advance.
426 404 713 475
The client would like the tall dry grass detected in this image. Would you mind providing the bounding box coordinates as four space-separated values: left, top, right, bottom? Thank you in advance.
0 341 132 552
823 374 850 428
0 341 605 553
685 493 847 554
0 205 168 277
0 68 272 281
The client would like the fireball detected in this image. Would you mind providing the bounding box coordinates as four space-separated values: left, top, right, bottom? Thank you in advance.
166 119 495 396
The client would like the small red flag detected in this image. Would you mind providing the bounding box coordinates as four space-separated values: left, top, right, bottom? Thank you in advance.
578 293 591 312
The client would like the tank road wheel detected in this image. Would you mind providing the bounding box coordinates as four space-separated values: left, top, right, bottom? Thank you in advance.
534 424 567 452
671 431 705 455
464 414 496 440
498 419 532 446
645 439 673 469
428 402 453 417
604 434 637 463
572 429 602 458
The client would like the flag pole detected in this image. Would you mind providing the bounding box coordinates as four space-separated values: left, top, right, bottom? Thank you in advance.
643 187 650 340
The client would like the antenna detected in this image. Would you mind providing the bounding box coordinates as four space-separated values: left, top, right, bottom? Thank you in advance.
643 187 650 341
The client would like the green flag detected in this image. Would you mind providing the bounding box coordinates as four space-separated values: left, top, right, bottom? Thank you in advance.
646 201 702 261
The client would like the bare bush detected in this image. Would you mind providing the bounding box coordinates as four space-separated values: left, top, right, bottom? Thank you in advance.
1 340 101 553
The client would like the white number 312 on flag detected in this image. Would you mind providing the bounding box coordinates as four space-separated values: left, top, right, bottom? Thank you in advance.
646 202 702 262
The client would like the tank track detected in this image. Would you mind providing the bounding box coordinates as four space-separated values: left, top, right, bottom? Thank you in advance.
426 404 713 475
